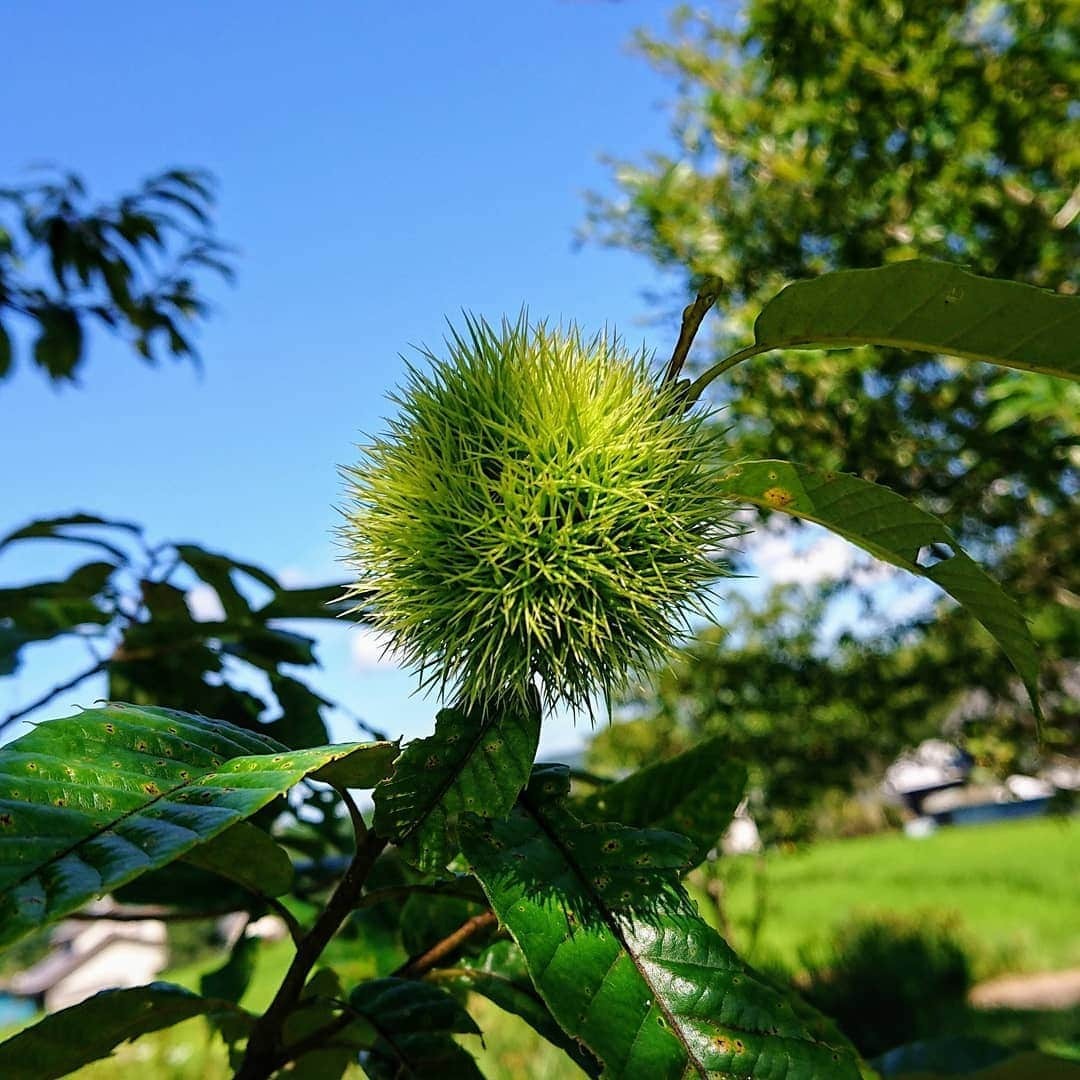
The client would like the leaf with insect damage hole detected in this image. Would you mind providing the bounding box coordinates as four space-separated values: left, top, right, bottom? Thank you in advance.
461 765 864 1080
0 702 391 950
373 697 541 873
717 460 1042 720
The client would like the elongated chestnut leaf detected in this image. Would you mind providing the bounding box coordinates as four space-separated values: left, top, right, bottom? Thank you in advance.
429 939 602 1078
690 262 1080 402
0 982 251 1079
0 702 395 949
717 460 1042 719
183 820 295 898
461 766 863 1079
348 977 484 1079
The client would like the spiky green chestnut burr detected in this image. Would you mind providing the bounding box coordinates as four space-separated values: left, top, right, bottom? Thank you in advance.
342 314 735 714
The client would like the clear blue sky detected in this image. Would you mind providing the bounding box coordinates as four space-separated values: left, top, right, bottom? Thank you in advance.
0 0 720 755
1 1 925 756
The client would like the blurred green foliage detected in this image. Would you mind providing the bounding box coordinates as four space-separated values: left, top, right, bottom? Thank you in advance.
584 0 1080 830
801 913 973 1057
0 169 232 384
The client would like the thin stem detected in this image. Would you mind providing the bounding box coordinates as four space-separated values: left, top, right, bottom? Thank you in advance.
0 661 106 734
265 897 304 947
235 829 387 1080
339 787 368 843
661 277 724 386
684 341 776 405
392 910 498 979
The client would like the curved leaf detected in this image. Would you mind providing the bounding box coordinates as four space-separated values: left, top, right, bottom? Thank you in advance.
258 584 353 620
690 262 1080 401
0 702 388 949
717 460 1042 719
0 981 251 1079
461 766 862 1079
576 737 747 864
429 940 602 1078
183 820 294 898
348 977 484 1079
201 931 259 1003
373 698 541 873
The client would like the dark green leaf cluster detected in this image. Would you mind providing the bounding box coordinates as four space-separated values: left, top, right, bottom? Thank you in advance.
461 765 864 1079
0 514 364 749
0 168 233 383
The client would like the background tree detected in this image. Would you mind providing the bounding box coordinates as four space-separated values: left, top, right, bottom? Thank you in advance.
0 168 231 384
583 0 1080 821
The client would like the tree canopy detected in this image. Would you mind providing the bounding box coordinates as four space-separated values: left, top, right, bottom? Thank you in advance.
583 0 1080 828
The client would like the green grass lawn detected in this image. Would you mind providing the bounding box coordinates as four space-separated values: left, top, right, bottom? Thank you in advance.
717 816 1080 980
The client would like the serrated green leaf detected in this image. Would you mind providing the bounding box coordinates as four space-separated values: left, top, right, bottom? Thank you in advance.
284 968 367 1079
400 890 490 958
429 939 603 1078
0 514 141 566
373 699 541 873
0 702 385 949
347 977 483 1079
577 738 746 864
312 739 399 790
0 561 115 671
32 305 83 380
461 766 863 1080
264 673 332 749
716 460 1042 719
0 981 251 1079
174 543 261 619
113 858 254 911
691 263 1080 400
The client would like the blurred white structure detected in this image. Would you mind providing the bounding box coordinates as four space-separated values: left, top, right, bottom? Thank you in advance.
1 901 167 1012
721 800 762 855
882 739 971 814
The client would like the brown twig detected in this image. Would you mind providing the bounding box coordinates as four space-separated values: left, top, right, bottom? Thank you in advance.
235 830 388 1080
661 276 724 386
392 910 498 979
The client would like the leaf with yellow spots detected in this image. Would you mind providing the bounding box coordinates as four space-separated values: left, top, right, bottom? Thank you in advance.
461 765 864 1079
0 702 396 950
718 460 1043 721
373 696 541 873
576 737 746 865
